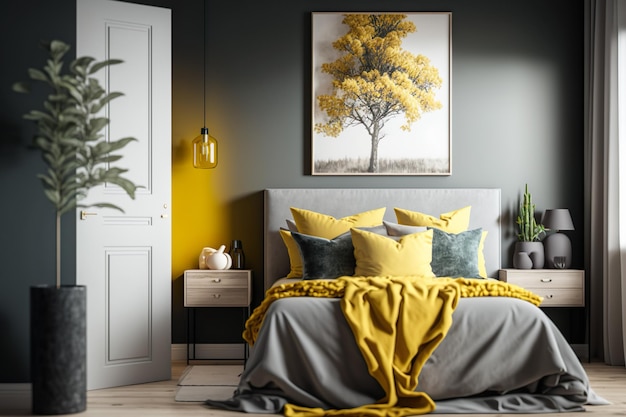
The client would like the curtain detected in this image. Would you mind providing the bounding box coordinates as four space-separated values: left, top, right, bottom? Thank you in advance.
586 0 626 365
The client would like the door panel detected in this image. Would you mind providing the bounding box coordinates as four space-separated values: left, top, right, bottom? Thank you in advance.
76 0 171 390
107 248 151 362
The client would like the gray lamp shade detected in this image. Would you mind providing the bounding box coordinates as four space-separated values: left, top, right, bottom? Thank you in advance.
542 209 574 231
542 209 574 268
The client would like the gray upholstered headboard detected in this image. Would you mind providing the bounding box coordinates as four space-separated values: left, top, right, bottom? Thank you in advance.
264 188 501 291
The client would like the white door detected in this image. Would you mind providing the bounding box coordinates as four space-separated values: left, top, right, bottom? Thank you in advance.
76 0 171 390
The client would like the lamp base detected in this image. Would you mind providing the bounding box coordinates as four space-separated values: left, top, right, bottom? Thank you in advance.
543 232 572 269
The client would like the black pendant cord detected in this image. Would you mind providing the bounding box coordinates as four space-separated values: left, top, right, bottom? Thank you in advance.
203 0 206 130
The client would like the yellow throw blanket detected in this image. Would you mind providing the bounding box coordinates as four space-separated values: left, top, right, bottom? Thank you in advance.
243 277 542 417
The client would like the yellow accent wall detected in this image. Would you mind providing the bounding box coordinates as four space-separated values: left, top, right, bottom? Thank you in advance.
171 131 230 280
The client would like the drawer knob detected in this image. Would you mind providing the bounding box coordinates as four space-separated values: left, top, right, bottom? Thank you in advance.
212 278 221 283
546 294 554 299
540 278 552 283
213 294 221 299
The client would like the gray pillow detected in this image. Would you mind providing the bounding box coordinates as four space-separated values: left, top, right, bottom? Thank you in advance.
356 224 388 235
290 231 355 279
384 220 427 236
356 224 409 242
286 219 298 231
430 227 483 278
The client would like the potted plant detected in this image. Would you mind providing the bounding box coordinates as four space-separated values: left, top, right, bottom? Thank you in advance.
13 40 139 415
514 184 546 269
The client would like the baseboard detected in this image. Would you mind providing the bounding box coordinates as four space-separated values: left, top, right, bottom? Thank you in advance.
171 343 245 362
171 342 188 361
0 383 31 414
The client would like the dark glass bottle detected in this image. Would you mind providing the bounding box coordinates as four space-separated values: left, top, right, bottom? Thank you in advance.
230 240 245 269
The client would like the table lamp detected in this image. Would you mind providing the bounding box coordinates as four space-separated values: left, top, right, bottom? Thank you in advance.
542 209 574 269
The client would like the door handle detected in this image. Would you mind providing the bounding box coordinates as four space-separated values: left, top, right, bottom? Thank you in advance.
80 210 98 220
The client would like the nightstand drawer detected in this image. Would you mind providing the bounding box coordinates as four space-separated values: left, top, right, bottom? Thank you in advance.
530 288 584 307
185 287 249 307
186 275 249 289
501 271 582 289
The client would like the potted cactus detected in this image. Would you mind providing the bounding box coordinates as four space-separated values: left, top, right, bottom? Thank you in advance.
513 184 546 269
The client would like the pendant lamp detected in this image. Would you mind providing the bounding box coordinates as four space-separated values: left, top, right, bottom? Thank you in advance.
193 128 217 169
193 0 218 169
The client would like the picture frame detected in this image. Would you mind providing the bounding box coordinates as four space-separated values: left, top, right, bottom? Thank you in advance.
311 12 452 176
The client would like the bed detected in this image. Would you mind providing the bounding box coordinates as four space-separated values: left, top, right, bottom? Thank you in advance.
206 188 608 415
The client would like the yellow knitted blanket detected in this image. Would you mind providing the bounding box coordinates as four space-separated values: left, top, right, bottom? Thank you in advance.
243 276 542 417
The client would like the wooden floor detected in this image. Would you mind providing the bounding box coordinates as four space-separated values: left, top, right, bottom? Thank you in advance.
8 361 626 416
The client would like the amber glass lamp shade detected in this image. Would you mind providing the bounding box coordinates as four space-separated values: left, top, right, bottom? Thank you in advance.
193 127 218 169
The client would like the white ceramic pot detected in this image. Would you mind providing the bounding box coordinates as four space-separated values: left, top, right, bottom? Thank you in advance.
203 245 232 270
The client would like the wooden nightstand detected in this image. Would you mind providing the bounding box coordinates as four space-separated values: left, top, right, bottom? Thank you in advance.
184 269 252 363
498 269 584 307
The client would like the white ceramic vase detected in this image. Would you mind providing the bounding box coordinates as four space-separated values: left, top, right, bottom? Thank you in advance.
202 245 232 270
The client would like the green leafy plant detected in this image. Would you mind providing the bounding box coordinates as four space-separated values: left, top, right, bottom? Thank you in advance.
516 184 545 242
13 40 139 289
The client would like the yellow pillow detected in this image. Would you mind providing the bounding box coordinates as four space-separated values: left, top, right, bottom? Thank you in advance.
478 230 488 278
350 228 435 277
279 229 303 278
290 207 386 239
394 206 471 234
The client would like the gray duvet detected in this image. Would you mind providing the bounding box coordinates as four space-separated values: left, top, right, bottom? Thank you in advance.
206 295 608 414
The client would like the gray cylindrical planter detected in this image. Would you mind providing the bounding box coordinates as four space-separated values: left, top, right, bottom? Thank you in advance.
30 285 86 415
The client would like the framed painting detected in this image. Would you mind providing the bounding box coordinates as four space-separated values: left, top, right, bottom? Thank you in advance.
312 12 451 175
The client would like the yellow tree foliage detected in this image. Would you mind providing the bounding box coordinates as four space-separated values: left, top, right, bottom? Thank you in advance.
315 14 443 173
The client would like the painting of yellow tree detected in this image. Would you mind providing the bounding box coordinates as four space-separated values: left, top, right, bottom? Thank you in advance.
312 13 451 175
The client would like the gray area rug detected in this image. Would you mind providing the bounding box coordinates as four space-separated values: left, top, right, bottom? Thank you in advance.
175 365 242 402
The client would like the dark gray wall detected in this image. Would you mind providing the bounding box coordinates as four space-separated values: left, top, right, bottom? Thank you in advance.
0 0 584 382
1 0 77 384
